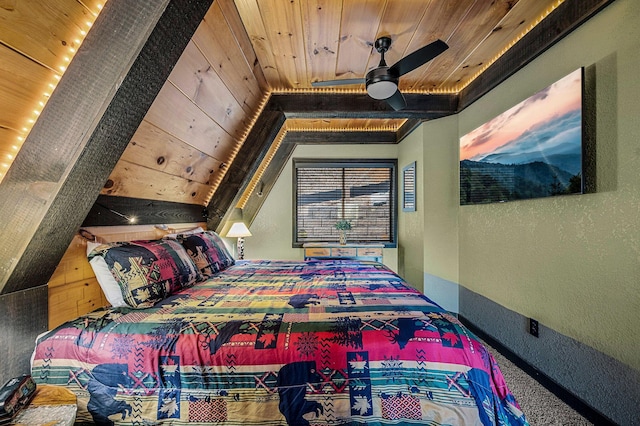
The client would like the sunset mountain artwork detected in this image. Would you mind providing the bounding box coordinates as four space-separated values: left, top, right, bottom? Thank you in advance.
460 68 584 205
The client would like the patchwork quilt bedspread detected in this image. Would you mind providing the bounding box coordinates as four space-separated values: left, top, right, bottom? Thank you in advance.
32 259 528 425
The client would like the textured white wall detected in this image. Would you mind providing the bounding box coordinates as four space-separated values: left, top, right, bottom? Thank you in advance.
457 0 640 371
396 116 461 313
397 126 424 291
421 115 460 312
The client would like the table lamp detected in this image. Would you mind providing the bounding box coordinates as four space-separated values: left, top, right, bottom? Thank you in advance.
225 209 252 259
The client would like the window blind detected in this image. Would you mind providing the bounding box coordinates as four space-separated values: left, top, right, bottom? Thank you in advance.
294 159 397 246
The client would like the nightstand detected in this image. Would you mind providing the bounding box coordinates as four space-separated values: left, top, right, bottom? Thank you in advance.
303 243 384 263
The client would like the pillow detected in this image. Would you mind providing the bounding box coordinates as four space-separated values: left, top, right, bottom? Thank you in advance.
87 241 127 308
167 230 235 277
162 226 204 239
88 239 203 308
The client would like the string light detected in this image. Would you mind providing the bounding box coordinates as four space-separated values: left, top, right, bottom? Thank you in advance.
457 0 566 92
0 2 107 184
237 126 288 209
271 86 458 96
286 124 401 132
206 91 272 204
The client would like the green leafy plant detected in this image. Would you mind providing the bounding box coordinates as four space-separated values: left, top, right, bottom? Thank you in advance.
334 219 352 231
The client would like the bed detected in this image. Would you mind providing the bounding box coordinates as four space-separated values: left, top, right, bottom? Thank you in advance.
31 230 528 425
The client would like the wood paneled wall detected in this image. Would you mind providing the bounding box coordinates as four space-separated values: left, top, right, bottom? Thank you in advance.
47 223 206 329
102 0 267 207
48 235 107 329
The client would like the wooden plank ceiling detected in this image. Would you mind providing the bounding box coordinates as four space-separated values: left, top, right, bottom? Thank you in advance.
238 0 559 93
0 0 593 225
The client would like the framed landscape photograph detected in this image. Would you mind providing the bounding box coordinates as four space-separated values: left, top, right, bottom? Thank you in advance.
460 68 585 205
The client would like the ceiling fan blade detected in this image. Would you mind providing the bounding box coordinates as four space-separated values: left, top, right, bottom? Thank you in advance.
311 78 365 87
389 39 448 77
385 89 406 111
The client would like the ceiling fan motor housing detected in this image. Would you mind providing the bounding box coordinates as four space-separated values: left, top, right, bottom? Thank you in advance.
366 67 399 99
366 36 399 100
312 35 448 110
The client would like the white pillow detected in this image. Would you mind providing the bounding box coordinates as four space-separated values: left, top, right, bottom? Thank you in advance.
162 226 205 239
86 242 127 308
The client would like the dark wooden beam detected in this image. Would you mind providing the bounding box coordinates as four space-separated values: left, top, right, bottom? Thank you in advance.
285 131 397 144
82 195 207 226
396 119 423 142
0 0 214 295
241 127 400 227
0 286 47 385
207 103 287 229
241 129 398 222
458 0 616 110
272 93 458 120
242 137 297 226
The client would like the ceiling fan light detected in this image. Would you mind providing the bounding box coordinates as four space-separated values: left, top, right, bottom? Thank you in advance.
367 80 397 99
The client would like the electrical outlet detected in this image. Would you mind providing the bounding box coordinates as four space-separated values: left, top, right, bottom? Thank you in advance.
529 318 539 337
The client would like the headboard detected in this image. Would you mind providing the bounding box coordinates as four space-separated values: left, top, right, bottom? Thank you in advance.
48 223 206 328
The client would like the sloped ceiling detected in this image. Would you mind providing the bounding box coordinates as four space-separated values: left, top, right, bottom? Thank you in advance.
0 0 614 294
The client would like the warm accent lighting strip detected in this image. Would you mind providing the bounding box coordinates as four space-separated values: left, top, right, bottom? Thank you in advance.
455 0 566 92
205 91 273 205
236 125 288 210
0 1 107 184
285 124 401 132
270 86 457 95
235 118 404 209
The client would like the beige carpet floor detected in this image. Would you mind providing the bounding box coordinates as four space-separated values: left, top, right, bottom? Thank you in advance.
484 341 594 425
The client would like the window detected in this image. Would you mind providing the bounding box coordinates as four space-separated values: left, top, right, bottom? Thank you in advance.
293 159 397 247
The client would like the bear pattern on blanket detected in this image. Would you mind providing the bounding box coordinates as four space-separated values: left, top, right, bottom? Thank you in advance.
277 361 323 425
87 364 133 426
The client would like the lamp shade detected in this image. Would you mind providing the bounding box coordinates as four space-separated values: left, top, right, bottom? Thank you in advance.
226 221 252 238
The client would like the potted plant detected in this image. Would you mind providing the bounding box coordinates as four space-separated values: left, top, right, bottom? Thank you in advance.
334 220 351 245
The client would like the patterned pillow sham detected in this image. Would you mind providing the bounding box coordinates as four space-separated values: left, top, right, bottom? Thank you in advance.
166 230 235 277
88 239 203 308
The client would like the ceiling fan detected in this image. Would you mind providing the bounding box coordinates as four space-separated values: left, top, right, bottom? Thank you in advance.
312 36 448 111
